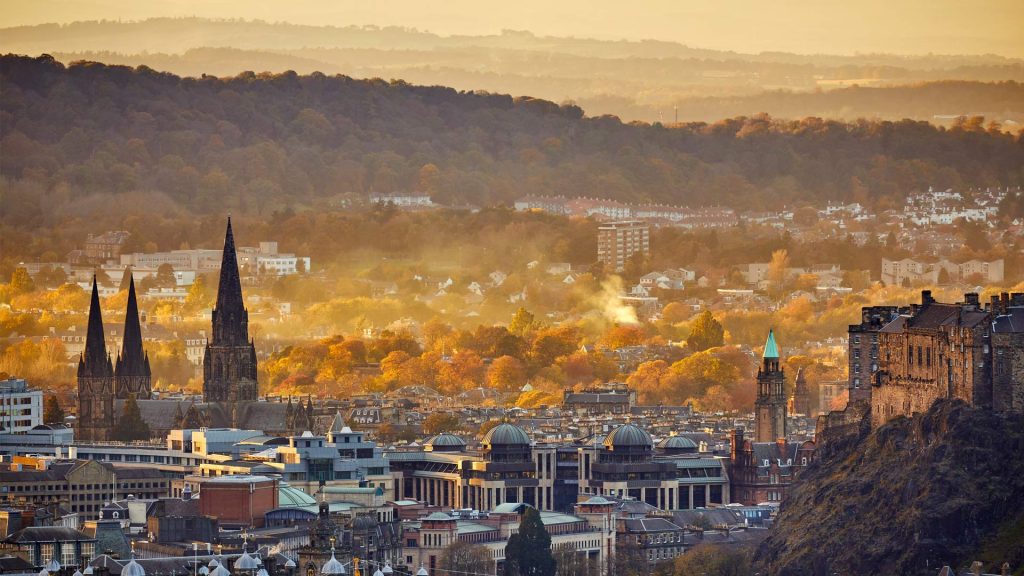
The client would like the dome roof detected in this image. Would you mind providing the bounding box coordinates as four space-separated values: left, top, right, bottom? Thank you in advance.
481 423 530 448
284 559 296 569
234 552 259 571
603 424 653 449
210 564 231 576
321 551 346 575
658 435 697 450
122 558 146 576
581 495 613 505
425 433 466 450
351 514 378 531
278 484 317 508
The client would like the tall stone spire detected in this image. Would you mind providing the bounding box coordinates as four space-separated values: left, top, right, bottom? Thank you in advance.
203 217 259 410
115 274 152 398
79 277 112 378
212 217 248 346
78 276 114 441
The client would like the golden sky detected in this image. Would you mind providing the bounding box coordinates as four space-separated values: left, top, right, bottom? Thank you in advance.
3 0 1023 58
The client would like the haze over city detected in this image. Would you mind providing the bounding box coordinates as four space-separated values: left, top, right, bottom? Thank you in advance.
1 2 1023 576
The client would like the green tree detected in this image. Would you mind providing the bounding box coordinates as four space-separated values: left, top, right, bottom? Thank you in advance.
686 311 724 352
438 541 492 575
505 507 556 576
112 394 151 442
10 268 34 295
156 263 176 288
509 307 539 337
43 395 65 424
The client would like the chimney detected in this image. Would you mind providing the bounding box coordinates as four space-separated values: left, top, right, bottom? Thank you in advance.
921 290 934 306
964 293 979 308
1011 293 1024 307
731 428 744 460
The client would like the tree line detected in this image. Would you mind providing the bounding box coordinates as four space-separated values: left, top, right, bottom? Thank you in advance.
2 54 1022 236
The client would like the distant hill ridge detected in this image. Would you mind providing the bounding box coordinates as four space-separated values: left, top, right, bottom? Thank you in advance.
1 54 1022 224
3 18 1023 123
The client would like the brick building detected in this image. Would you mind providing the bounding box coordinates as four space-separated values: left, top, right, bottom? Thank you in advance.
873 291 1024 428
195 475 279 528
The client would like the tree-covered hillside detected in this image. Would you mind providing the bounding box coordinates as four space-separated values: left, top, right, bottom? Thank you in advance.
2 54 1022 229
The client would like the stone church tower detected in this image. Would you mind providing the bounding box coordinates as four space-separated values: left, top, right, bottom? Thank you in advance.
202 218 259 423
77 277 115 442
793 367 811 416
77 275 152 441
755 329 787 442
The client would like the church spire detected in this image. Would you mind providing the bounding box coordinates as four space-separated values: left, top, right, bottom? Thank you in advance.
117 275 148 377
212 217 248 346
79 276 111 378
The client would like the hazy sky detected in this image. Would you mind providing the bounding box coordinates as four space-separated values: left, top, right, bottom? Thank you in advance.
3 0 1024 58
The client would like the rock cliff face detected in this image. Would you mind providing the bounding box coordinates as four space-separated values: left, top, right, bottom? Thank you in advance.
757 400 1024 575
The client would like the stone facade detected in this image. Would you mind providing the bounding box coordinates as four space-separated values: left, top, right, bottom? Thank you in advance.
873 291 1024 428
847 305 901 404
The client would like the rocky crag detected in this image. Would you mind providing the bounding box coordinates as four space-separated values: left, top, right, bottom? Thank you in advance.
757 399 1024 575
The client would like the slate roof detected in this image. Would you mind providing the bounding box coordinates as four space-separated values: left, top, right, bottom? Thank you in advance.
992 308 1024 333
4 526 95 544
125 399 290 433
621 518 683 533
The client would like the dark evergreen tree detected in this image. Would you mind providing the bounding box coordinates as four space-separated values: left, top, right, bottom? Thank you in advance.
112 394 151 441
687 310 725 352
43 396 65 424
505 507 556 576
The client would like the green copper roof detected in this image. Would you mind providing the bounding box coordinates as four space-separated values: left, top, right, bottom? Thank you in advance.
763 329 779 359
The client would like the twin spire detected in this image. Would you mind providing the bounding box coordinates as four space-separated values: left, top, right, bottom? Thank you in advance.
80 271 150 383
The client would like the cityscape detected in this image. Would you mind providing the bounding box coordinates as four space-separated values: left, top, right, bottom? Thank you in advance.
1 2 1024 576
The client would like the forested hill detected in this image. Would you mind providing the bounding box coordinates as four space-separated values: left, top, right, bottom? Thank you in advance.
2 54 1023 227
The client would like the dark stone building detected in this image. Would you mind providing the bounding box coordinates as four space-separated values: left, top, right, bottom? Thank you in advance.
754 330 786 442
77 276 152 442
872 291 1024 428
728 429 815 505
847 305 901 404
202 218 259 424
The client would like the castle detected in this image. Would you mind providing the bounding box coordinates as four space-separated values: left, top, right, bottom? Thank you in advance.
77 219 306 440
872 290 1024 427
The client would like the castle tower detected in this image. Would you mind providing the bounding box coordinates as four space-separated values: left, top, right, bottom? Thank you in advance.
755 329 787 442
203 218 259 420
77 277 114 442
114 275 151 398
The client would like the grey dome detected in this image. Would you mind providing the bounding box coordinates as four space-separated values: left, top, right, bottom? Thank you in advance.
321 551 346 575
234 553 259 571
425 433 466 451
352 514 378 531
122 559 146 576
658 435 697 450
481 423 530 448
603 424 653 449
